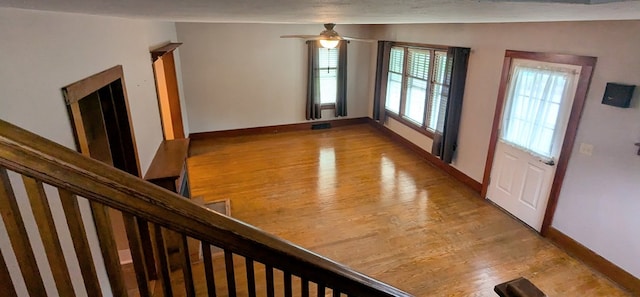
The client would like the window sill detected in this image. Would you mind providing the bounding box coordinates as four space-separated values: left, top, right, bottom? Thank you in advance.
385 112 435 139
320 103 336 110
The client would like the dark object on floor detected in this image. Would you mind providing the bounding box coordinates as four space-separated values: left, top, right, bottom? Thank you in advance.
311 123 331 130
494 277 546 297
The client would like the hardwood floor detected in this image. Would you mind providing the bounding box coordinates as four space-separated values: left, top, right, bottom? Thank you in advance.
184 123 629 297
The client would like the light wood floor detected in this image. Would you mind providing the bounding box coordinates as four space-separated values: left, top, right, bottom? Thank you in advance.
184 124 629 297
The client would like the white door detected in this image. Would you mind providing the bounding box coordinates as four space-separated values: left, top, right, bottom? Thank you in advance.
487 59 581 231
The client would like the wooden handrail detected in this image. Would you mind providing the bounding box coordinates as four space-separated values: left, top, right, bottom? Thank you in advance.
0 119 412 297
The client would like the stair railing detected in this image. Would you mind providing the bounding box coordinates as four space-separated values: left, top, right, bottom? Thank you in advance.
0 119 412 297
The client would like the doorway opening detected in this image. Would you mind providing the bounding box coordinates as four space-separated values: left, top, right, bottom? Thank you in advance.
481 50 596 234
62 65 156 292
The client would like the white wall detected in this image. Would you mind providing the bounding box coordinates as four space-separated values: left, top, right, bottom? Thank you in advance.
0 8 180 296
372 21 640 278
175 23 373 133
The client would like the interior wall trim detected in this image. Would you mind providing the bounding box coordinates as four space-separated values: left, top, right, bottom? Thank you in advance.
546 227 640 295
368 119 482 193
189 117 370 139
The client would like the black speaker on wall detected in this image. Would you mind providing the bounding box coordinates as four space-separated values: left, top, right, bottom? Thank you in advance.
602 83 635 108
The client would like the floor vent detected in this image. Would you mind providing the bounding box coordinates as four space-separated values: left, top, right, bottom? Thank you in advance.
311 123 332 130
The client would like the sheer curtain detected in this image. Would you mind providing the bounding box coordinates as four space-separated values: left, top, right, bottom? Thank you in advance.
501 65 573 159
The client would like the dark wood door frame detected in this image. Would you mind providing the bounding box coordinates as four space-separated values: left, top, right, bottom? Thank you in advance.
151 42 185 140
62 65 157 294
480 50 597 235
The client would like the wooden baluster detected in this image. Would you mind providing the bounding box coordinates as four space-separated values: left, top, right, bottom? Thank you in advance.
202 243 217 297
284 272 293 297
58 188 103 297
224 250 237 297
333 289 341 297
122 214 150 297
0 235 18 297
22 176 76 297
265 265 275 297
154 225 173 297
301 279 309 297
317 284 326 297
136 218 158 280
0 168 47 297
181 234 195 297
245 258 256 297
90 203 129 297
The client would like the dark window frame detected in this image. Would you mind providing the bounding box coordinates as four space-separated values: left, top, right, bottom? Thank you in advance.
382 43 450 138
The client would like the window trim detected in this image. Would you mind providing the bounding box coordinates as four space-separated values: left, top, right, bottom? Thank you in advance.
320 103 336 110
392 41 448 51
385 112 436 138
383 43 450 138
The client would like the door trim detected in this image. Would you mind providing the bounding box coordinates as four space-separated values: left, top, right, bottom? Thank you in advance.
151 42 185 140
481 50 596 235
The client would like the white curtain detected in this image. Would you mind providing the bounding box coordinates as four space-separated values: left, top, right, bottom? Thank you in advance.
501 65 573 159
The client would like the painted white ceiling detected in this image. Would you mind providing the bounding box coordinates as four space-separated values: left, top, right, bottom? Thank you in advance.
1 0 639 23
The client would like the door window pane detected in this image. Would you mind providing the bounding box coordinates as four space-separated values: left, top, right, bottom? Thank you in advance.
501 65 571 158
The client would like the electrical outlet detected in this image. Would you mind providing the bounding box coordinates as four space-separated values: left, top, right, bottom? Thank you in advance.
579 143 594 156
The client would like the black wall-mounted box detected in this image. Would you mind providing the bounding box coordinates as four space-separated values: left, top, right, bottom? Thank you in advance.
602 83 635 108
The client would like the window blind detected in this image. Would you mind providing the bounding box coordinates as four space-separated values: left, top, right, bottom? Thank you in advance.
389 47 404 73
429 51 449 131
318 48 338 69
407 49 430 80
385 47 405 113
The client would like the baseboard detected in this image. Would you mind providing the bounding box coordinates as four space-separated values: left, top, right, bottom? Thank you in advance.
368 119 482 193
118 248 132 265
189 117 369 139
545 227 640 295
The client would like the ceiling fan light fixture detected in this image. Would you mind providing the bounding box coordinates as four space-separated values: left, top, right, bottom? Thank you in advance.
319 39 340 49
319 23 340 48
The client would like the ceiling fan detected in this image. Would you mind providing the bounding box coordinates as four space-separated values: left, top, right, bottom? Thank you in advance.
280 23 376 49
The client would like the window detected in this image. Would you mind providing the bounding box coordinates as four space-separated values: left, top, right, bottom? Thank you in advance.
374 42 469 163
307 41 347 120
384 46 449 133
318 47 338 105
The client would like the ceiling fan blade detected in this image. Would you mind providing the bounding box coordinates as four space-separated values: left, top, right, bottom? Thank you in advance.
341 36 377 43
280 35 322 39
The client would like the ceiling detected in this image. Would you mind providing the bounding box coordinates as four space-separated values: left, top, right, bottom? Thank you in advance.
1 0 639 24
